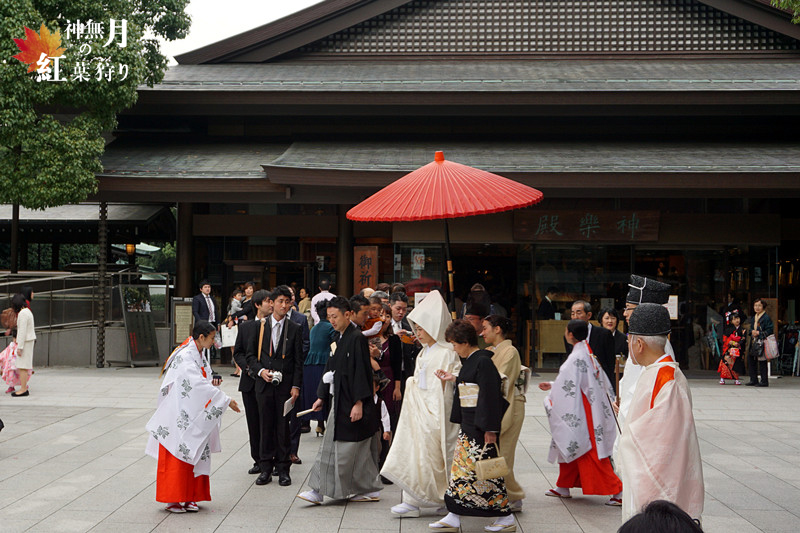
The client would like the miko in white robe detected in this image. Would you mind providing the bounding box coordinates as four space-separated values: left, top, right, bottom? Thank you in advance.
382 291 461 509
145 336 234 504
544 339 621 498
618 354 704 522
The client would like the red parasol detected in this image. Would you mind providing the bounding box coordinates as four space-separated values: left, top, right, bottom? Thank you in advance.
346 151 543 221
347 151 543 315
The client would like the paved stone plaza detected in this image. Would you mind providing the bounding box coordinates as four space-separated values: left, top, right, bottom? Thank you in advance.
1 367 799 533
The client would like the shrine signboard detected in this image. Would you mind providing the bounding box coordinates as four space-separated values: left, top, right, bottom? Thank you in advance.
354 246 379 293
514 210 660 242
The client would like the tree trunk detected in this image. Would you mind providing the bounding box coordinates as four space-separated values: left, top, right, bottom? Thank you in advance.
97 202 108 368
10 204 19 273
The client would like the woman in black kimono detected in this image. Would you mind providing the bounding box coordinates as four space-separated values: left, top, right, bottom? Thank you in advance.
432 320 514 533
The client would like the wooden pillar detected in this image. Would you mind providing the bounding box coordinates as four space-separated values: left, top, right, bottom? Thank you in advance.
176 202 193 297
10 204 19 273
337 205 353 297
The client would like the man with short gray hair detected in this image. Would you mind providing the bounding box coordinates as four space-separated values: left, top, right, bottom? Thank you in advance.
566 300 616 392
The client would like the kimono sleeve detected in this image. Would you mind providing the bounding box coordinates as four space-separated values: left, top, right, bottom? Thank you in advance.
349 331 375 403
474 356 507 433
450 384 462 425
182 363 231 462
317 348 335 400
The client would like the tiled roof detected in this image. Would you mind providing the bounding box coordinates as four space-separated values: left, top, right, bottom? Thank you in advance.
100 140 289 178
146 60 800 92
0 204 165 223
299 0 799 55
267 141 800 173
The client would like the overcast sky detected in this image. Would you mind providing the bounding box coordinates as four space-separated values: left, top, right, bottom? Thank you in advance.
159 0 323 62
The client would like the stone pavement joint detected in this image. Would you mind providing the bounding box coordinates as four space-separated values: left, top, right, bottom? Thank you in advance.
2 367 800 532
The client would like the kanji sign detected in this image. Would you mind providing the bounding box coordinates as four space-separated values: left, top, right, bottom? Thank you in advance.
514 211 660 242
354 246 379 293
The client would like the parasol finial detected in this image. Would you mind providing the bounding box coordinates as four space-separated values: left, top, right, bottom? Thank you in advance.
434 151 445 162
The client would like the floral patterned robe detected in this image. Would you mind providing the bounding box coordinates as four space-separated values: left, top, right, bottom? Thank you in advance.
545 340 617 464
145 338 231 476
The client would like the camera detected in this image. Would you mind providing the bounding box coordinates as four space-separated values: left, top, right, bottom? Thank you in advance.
271 371 283 385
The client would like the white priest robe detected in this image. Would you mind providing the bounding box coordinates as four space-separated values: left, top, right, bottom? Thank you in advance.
145 338 232 476
545 340 617 464
613 340 674 460
381 291 461 507
618 355 704 522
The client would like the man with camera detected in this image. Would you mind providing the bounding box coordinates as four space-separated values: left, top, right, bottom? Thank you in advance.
245 285 304 487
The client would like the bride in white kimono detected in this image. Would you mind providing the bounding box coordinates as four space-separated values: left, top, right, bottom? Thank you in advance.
382 291 462 517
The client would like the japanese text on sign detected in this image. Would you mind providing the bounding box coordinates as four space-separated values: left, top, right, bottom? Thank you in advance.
12 19 130 83
514 211 659 242
354 246 379 293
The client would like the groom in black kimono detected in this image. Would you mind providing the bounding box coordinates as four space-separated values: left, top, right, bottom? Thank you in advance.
298 296 383 504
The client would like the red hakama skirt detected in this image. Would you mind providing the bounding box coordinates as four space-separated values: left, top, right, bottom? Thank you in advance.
556 393 622 495
156 444 211 503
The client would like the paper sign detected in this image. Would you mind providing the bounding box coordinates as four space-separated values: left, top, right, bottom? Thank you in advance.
667 295 679 320
411 249 425 270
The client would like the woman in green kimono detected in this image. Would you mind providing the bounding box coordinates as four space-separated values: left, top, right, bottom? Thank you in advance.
432 319 515 533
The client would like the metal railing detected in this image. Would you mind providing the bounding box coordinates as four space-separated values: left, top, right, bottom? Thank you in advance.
0 271 172 331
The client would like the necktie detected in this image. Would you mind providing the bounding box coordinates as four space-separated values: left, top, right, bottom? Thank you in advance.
392 320 401 334
273 320 281 354
205 296 214 322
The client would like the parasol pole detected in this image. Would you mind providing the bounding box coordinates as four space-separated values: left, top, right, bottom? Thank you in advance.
444 219 456 319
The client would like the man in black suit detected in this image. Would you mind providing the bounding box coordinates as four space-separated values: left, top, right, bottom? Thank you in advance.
565 300 617 392
537 286 559 320
245 285 304 487
388 292 420 397
192 279 219 327
287 286 310 464
232 289 271 475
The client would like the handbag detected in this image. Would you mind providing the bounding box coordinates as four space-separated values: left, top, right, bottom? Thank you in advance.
751 336 764 359
475 442 509 481
764 334 779 360
1 308 16 330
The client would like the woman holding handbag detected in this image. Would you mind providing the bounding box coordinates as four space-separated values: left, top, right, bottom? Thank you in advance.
432 319 514 533
745 298 774 387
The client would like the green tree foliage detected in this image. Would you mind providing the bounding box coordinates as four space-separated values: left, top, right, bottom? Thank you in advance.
0 0 189 209
773 1 800 23
0 242 98 269
139 242 176 274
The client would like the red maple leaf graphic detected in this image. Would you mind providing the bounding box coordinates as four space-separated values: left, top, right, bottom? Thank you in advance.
12 24 67 73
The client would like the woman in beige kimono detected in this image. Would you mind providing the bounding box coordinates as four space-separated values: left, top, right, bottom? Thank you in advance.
382 291 461 517
482 315 526 512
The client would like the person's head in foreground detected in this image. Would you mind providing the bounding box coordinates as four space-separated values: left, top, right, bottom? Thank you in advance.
618 500 703 533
